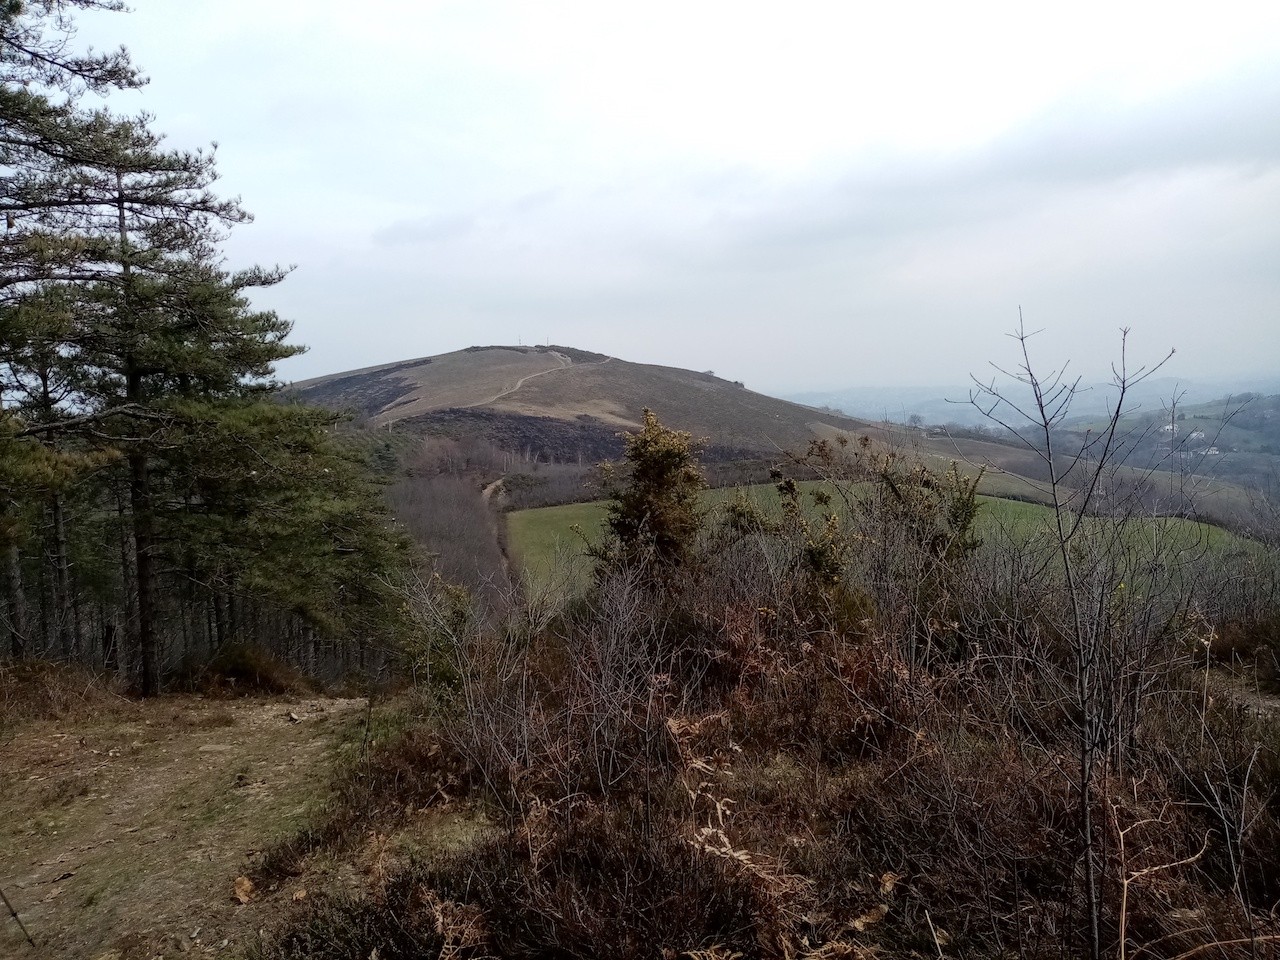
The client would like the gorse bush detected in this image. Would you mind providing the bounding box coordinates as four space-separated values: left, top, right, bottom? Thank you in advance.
591 408 707 573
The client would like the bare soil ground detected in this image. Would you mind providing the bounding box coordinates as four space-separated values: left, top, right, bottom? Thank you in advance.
0 695 366 960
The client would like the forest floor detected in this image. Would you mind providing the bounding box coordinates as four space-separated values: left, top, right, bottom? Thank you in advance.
0 694 368 960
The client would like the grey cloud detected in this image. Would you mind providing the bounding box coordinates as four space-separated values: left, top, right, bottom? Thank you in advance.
659 61 1280 275
370 190 563 248
982 62 1280 184
372 213 476 246
253 53 1280 394
509 188 561 213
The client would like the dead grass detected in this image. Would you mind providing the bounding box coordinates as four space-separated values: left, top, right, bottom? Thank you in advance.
250 701 489 893
0 694 367 960
0 660 136 736
292 346 574 423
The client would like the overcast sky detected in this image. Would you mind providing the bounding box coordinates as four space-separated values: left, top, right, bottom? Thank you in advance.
74 1 1279 393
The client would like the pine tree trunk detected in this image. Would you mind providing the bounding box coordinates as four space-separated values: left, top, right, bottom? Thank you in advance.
103 620 119 672
129 446 159 696
116 489 136 659
50 494 76 658
117 171 160 695
4 539 29 660
36 523 53 656
213 592 228 650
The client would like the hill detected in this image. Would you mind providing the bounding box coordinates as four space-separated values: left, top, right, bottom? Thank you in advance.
289 344 892 463
788 376 1280 430
1062 392 1280 492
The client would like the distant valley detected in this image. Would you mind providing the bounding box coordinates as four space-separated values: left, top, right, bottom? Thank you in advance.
786 374 1280 429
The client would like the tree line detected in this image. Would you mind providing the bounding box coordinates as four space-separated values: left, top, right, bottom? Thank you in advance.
1 1 407 693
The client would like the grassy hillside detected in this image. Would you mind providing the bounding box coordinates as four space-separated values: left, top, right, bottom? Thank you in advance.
290 347 591 423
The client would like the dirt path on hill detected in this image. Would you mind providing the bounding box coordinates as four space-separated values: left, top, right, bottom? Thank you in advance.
0 695 366 960
462 353 613 410
462 350 572 409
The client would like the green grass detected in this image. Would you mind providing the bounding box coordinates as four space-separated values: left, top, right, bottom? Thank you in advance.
975 496 1250 563
506 480 1261 592
506 501 606 586
505 482 829 581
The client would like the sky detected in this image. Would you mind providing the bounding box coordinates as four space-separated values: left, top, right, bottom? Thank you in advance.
73 0 1280 394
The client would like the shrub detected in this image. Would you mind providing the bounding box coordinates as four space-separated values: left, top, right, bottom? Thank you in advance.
0 659 132 732
594 409 706 572
428 802 766 960
190 643 309 695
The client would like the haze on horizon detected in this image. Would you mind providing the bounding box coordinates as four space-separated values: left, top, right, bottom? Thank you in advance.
77 1 1280 395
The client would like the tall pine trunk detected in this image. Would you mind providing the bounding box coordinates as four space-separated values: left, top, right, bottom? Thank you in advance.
4 538 29 659
50 494 77 658
128 441 158 695
118 170 159 696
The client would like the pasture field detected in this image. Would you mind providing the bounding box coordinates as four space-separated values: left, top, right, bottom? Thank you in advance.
506 479 1257 590
504 500 605 585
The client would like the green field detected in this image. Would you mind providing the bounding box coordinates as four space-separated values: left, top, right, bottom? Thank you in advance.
506 480 1255 590
505 500 607 585
505 481 843 576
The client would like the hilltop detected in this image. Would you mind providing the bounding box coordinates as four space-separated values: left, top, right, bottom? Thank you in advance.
289 344 889 462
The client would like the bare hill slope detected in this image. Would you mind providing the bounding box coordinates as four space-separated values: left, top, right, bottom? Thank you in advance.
289 345 885 461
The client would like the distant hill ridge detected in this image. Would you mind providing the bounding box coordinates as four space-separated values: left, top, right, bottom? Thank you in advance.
289 344 883 462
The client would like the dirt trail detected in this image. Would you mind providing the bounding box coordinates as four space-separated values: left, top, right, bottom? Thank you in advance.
462 353 613 410
0 695 366 960
1228 679 1280 718
462 350 571 409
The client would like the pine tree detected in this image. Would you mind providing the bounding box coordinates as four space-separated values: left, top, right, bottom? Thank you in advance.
2 1 143 660
1 1 411 689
